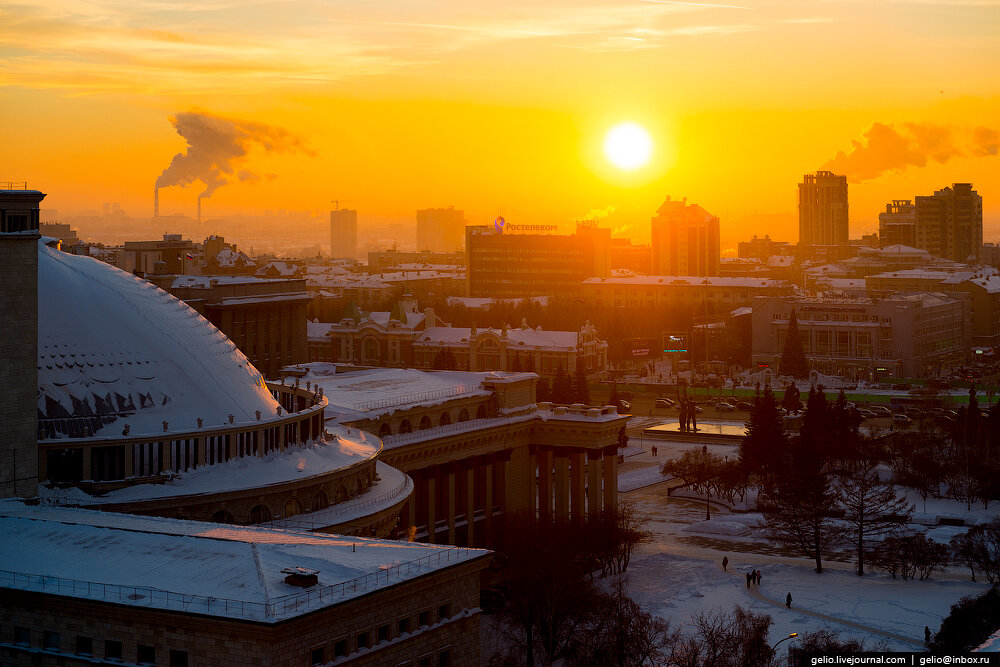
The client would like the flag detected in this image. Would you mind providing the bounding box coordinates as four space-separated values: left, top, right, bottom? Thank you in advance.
185 253 194 260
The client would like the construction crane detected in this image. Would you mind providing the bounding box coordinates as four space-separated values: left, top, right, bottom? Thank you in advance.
331 199 354 211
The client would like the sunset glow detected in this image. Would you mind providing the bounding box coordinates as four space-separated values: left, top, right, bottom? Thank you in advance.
604 123 653 171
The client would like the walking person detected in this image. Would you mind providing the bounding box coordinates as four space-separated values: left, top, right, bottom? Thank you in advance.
746 572 752 588
925 626 932 645
690 401 698 431
679 400 688 431
786 592 792 608
722 556 729 572
755 570 762 586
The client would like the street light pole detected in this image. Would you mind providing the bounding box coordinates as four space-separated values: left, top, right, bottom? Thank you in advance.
771 633 798 665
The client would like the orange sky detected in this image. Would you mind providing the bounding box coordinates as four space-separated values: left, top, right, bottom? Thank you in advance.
3 0 999 249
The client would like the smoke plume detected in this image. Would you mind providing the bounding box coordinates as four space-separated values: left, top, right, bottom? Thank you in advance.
156 111 310 198
822 122 998 183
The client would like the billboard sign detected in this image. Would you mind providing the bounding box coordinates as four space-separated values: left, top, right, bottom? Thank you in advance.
663 333 688 354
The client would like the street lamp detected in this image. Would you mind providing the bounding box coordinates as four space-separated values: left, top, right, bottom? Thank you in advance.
771 633 798 658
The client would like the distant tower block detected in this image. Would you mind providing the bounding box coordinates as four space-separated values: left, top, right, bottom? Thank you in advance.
0 185 45 498
330 208 358 259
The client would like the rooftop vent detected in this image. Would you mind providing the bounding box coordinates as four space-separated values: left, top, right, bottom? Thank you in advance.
282 567 320 588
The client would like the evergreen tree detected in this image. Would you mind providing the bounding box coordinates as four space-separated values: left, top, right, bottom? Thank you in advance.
740 386 788 482
552 364 574 404
800 386 830 452
610 382 624 413
511 353 523 372
432 347 457 370
778 309 809 379
537 376 551 403
526 354 536 372
574 357 592 405
966 384 980 448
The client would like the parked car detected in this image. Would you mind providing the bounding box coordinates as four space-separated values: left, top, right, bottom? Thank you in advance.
892 383 912 390
655 398 675 408
716 402 736 412
736 401 753 411
869 406 892 417
858 409 877 419
892 413 912 425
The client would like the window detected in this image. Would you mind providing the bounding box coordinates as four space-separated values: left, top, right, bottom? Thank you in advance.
14 627 29 646
333 638 348 657
310 646 325 665
170 649 189 667
137 644 156 665
106 640 123 660
438 648 452 667
76 636 93 656
357 631 371 650
398 617 411 635
418 610 431 627
377 624 390 643
418 657 433 667
44 631 60 650
438 602 451 621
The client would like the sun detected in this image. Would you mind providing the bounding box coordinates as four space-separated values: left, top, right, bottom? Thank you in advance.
603 122 653 171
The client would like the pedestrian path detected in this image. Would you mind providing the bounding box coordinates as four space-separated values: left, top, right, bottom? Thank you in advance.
725 568 926 648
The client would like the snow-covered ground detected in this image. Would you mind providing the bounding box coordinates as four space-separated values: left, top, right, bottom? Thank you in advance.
619 424 1000 652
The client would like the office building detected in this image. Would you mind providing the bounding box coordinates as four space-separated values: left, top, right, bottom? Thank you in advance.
915 183 983 263
416 207 465 253
799 171 849 247
330 207 358 259
650 196 720 276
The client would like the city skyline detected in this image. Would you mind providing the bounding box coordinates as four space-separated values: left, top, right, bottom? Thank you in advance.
3 0 999 249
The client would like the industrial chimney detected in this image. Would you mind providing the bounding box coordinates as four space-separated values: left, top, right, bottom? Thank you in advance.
154 186 159 218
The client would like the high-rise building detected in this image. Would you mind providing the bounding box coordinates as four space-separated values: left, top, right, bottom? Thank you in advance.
798 171 849 247
650 196 720 276
330 207 358 259
878 200 917 248
915 183 982 263
416 206 465 253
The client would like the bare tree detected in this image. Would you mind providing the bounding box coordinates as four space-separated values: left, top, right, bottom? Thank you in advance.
834 459 913 575
949 519 1000 584
662 446 726 520
671 605 774 667
590 498 653 577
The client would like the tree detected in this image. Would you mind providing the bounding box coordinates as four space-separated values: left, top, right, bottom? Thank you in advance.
834 459 913 575
537 376 552 403
577 578 680 667
762 426 839 573
739 386 787 483
590 498 653 577
778 309 808 379
930 588 1000 653
949 519 1000 584
890 432 946 512
661 446 726 520
609 382 624 413
869 534 949 581
511 353 523 372
552 364 574 404
574 357 591 405
671 606 774 667
432 347 457 370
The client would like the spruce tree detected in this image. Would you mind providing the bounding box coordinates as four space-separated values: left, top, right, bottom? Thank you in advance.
511 353 522 372
740 386 787 481
574 357 591 405
778 309 809 379
552 364 574 404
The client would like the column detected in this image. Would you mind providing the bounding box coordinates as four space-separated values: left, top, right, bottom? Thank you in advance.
81 447 92 481
484 459 494 540
587 451 602 519
536 447 553 522
447 468 457 545
554 454 569 521
570 451 585 522
506 446 533 517
196 436 206 467
603 446 618 511
408 473 417 533
466 467 476 545
528 450 538 519
427 474 437 544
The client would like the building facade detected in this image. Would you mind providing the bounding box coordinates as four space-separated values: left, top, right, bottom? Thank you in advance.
465 224 610 298
650 196 720 276
799 171 849 247
914 183 983 263
751 293 971 379
878 200 917 248
581 274 792 312
330 207 358 259
416 207 465 253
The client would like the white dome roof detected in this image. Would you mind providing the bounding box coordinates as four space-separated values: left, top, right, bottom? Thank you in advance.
37 241 279 439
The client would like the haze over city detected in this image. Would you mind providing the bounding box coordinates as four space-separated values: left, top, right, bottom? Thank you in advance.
5 0 1000 251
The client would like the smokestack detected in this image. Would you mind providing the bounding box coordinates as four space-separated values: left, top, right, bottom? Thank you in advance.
197 197 202 225
154 187 159 218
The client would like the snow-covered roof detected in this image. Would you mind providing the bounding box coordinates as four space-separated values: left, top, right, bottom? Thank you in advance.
308 322 333 341
417 326 577 349
285 365 504 421
170 274 293 288
40 426 380 506
583 275 786 287
37 240 279 438
0 502 487 622
257 261 299 277
212 247 255 267
446 296 550 309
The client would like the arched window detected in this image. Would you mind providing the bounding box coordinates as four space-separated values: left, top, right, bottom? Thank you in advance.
476 403 487 419
335 485 348 503
419 416 432 430
284 497 301 518
458 409 469 422
353 478 363 496
378 423 392 437
363 338 380 362
248 504 272 524
211 510 234 524
439 412 452 426
399 419 412 434
312 491 328 511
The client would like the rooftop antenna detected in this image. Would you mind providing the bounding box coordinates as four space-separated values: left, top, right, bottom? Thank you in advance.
331 199 354 211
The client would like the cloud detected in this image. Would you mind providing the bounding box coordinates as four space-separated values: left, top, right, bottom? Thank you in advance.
156 111 311 198
821 122 999 182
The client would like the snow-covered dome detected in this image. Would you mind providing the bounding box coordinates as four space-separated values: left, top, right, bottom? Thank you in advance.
37 240 280 439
